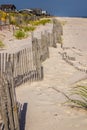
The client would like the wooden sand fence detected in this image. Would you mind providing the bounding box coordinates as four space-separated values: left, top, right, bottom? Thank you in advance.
0 48 43 87
0 47 42 130
0 62 20 130
0 18 63 130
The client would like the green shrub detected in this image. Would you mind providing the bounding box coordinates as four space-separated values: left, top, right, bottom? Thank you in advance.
40 19 51 25
29 20 40 26
29 19 51 26
14 30 27 39
0 40 5 48
9 12 16 17
23 26 35 32
10 19 16 25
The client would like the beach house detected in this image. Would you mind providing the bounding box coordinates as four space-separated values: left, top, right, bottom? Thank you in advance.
0 4 16 12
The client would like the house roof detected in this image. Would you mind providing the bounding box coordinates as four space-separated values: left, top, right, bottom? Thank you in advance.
0 4 16 9
19 9 33 12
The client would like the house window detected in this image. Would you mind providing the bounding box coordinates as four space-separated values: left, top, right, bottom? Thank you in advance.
9 8 11 11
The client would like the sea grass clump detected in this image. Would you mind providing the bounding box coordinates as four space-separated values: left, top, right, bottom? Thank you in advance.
66 85 87 109
0 40 5 48
14 30 27 39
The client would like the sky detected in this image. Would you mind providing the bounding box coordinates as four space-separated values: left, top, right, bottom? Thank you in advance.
0 0 87 17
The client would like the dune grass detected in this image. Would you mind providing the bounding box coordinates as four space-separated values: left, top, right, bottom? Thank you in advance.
0 40 5 48
23 26 36 32
14 18 51 39
29 19 51 26
14 30 27 39
66 85 87 110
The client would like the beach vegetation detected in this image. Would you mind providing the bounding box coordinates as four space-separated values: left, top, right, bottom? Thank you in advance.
0 40 5 48
23 26 35 32
0 10 8 22
29 18 51 26
14 30 27 39
66 85 87 110
10 18 16 25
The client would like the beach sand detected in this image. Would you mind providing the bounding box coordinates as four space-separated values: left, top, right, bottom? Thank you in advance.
16 17 87 130
1 17 87 130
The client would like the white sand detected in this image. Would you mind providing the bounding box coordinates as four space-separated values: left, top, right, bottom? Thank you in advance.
16 17 87 130
16 44 87 130
1 17 87 130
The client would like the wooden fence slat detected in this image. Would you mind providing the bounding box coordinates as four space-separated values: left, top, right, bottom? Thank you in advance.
0 77 9 130
6 54 15 130
0 54 1 76
1 53 3 76
22 49 25 83
19 51 22 76
24 49 26 82
26 48 28 81
27 48 29 81
31 47 33 82
4 61 20 130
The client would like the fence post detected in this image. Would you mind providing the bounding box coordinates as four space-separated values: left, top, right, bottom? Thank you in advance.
52 19 57 48
52 18 63 46
7 59 20 130
0 76 9 130
44 31 50 58
41 32 49 61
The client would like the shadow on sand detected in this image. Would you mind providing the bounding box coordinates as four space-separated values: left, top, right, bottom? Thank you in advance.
20 103 28 130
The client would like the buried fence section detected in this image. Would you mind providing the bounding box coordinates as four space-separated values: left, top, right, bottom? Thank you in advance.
0 62 20 130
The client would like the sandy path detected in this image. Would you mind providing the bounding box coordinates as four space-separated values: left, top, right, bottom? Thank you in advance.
16 17 87 130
